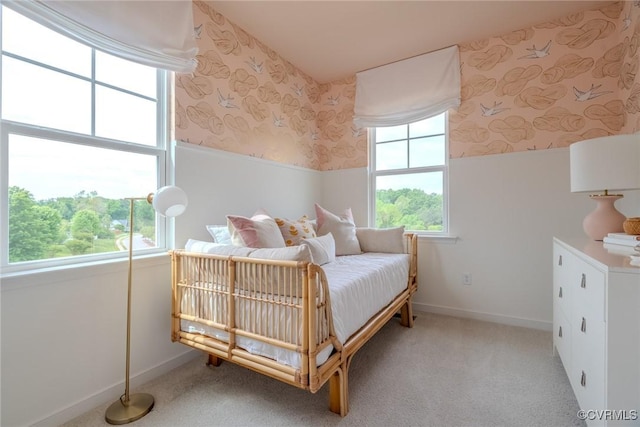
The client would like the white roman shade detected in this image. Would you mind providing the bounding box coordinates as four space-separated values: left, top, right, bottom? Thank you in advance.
353 45 460 128
3 0 198 73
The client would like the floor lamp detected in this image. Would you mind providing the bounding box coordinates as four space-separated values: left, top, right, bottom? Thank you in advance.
106 185 188 425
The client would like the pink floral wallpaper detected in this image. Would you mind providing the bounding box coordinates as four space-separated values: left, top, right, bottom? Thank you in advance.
175 1 366 170
450 1 640 157
175 1 639 170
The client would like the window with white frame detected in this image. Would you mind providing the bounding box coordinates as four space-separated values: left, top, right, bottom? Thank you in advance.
0 5 170 272
369 112 448 232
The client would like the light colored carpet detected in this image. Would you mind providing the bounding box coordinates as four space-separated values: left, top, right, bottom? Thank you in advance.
64 313 585 427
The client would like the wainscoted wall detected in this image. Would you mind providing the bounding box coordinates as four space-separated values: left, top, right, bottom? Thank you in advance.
4 4 638 427
324 148 639 330
174 142 324 247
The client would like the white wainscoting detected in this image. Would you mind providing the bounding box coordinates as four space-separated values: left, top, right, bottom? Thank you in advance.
174 142 324 247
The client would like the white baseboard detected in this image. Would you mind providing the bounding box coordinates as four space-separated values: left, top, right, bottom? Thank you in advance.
412 302 552 331
32 350 201 427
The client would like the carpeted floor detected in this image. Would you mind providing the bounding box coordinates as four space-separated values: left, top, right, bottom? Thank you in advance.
64 312 585 427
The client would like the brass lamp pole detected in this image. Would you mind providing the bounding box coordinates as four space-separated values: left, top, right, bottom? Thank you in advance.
106 186 187 425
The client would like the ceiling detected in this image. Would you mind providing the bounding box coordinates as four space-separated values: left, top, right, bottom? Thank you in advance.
211 0 613 83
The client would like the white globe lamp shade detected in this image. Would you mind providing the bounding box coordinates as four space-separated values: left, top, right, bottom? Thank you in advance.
151 186 188 217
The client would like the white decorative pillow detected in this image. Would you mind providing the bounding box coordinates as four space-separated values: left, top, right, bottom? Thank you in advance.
244 245 313 297
227 212 286 248
206 224 232 244
185 239 254 257
248 245 313 262
314 204 361 256
356 226 405 253
301 233 336 265
274 215 317 246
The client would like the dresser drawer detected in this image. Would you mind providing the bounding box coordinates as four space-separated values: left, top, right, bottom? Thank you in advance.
571 259 605 324
553 245 573 318
571 318 606 417
553 302 571 374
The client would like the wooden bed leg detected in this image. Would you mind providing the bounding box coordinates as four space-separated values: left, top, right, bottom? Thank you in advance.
400 299 414 328
328 364 349 416
206 354 222 367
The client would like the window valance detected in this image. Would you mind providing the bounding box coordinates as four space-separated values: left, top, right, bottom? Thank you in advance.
353 45 460 128
3 0 198 73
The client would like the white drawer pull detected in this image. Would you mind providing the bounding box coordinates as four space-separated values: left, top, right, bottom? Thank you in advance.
581 370 587 387
580 273 586 289
559 287 563 298
581 317 586 333
558 255 563 266
558 326 563 338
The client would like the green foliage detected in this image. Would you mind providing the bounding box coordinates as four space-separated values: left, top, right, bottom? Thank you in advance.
376 188 443 231
64 239 92 255
8 188 158 263
70 210 102 240
140 225 155 240
8 187 62 262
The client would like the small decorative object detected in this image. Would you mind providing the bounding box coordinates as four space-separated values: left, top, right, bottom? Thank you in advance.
623 217 640 235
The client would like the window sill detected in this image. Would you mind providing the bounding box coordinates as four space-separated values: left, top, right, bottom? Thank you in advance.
1 251 171 291
416 234 459 244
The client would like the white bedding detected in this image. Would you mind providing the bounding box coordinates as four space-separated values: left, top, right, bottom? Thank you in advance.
180 252 409 369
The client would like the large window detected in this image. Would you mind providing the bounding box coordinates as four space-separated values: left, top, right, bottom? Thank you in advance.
1 6 170 273
369 112 448 233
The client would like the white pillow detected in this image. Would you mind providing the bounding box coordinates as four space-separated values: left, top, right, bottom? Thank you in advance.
227 212 286 248
206 224 232 244
185 239 254 257
356 226 405 253
314 204 361 256
301 233 336 265
243 245 313 297
248 245 313 262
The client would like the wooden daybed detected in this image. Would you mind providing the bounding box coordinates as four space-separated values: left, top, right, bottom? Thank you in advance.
169 233 417 416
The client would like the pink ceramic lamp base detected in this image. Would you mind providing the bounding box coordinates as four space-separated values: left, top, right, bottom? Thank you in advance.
583 194 626 241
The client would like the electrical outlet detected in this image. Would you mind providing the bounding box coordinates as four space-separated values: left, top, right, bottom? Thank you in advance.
462 273 472 285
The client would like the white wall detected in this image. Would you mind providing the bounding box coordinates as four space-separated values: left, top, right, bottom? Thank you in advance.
1 256 195 427
0 143 324 427
3 144 638 426
321 147 640 330
174 142 324 246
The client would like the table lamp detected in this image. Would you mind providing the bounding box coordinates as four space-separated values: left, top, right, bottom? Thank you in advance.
570 133 640 240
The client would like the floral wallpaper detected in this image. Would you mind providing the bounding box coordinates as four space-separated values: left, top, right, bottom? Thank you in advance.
450 1 640 158
175 1 366 171
175 1 639 170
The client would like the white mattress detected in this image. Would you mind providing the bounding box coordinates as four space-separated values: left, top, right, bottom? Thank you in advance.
181 252 410 369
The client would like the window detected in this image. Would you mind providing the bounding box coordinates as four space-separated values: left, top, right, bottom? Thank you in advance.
369 112 448 233
1 6 170 273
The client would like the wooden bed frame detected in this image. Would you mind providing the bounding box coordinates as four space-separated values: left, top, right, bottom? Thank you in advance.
169 233 417 416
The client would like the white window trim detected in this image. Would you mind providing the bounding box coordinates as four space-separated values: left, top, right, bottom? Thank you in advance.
0 8 175 275
368 113 450 235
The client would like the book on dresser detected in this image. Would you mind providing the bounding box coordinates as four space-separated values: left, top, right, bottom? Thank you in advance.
602 233 640 247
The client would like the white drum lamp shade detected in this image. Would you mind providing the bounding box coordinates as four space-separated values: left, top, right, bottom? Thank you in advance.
570 134 640 240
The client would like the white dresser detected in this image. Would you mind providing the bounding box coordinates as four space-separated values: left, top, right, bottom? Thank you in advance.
553 237 640 426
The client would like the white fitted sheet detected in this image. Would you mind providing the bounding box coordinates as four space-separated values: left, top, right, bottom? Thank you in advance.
180 252 410 369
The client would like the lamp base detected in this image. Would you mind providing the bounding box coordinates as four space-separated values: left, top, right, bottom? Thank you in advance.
583 194 626 241
105 393 154 425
